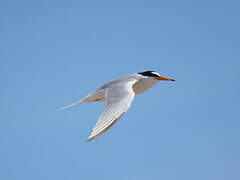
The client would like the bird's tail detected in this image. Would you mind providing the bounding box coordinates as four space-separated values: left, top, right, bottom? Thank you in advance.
58 91 104 111
58 99 86 111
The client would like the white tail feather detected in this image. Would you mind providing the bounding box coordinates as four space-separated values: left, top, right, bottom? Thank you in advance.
58 90 105 111
58 99 85 111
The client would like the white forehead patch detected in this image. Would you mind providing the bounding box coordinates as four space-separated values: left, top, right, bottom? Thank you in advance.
151 72 160 76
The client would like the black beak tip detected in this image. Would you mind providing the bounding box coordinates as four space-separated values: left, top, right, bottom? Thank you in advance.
171 79 175 81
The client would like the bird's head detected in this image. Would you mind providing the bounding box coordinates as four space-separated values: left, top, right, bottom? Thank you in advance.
138 71 175 81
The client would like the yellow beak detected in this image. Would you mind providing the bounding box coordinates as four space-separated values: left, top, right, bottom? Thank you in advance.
155 76 175 81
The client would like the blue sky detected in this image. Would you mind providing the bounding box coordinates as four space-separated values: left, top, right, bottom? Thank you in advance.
1 0 240 179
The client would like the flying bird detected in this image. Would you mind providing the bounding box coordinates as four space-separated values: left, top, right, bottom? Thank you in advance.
59 71 175 142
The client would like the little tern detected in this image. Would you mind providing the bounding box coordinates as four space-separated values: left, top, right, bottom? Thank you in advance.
59 71 175 142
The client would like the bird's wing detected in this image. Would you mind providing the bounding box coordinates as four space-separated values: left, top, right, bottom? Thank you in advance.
87 80 136 142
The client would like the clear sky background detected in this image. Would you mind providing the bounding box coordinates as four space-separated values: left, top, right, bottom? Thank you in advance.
1 0 239 180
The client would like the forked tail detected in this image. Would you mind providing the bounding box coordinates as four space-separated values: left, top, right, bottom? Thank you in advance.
58 99 85 111
58 91 104 111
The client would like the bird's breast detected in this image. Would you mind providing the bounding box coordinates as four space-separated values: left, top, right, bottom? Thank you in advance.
132 79 157 95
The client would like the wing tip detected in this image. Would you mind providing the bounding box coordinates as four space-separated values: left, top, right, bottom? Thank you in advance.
86 113 125 143
86 136 95 143
86 132 101 143
86 138 92 143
